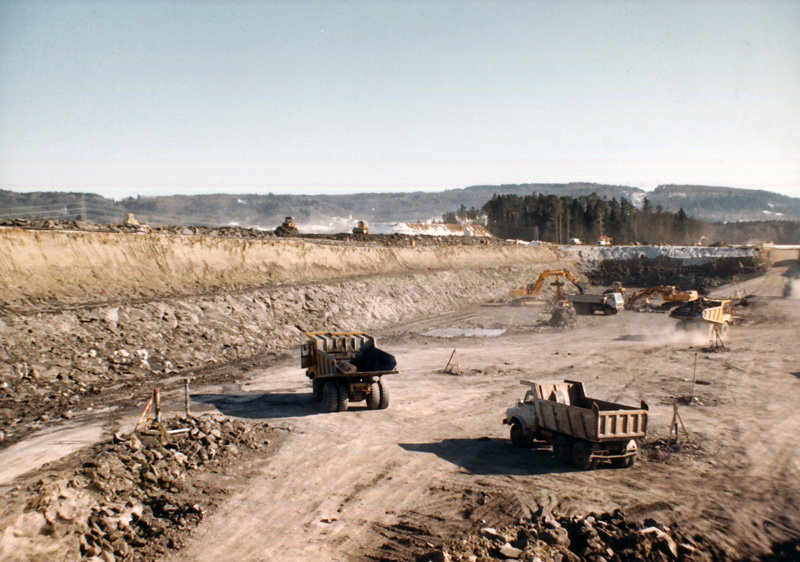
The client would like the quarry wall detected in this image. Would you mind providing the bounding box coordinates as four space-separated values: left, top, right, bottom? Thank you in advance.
0 228 558 308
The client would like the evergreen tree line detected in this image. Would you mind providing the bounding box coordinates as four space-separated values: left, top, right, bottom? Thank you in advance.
476 193 703 245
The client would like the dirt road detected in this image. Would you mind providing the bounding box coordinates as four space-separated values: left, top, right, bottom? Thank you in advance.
166 259 800 561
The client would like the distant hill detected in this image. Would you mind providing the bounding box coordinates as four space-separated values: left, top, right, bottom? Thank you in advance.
1 183 799 227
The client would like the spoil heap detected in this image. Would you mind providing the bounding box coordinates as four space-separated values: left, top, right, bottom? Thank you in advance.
0 415 281 562
418 511 726 562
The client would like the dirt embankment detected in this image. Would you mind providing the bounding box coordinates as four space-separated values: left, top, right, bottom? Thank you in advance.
0 229 567 445
0 228 550 309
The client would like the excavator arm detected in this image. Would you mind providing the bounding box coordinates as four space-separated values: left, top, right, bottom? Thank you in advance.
629 286 699 307
628 286 666 307
530 269 584 296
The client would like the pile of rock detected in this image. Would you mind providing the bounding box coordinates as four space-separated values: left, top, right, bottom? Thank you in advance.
418 510 723 562
6 415 278 562
546 304 577 328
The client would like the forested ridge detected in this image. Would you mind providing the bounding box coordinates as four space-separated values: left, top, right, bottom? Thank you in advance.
480 193 701 245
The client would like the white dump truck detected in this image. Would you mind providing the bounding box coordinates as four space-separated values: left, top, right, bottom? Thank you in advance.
567 292 625 315
503 380 648 469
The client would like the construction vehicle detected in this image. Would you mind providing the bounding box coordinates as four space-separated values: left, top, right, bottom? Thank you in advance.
567 291 625 315
352 220 369 235
509 269 585 300
628 286 699 310
503 380 648 469
301 332 397 413
123 213 150 233
275 216 299 236
670 298 735 337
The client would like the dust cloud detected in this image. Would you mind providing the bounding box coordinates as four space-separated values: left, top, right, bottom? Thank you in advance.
784 278 800 299
624 319 710 346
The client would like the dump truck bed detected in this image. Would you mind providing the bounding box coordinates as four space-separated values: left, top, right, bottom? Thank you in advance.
527 380 647 443
301 332 398 379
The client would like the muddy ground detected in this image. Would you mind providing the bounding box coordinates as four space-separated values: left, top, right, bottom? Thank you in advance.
1 247 798 562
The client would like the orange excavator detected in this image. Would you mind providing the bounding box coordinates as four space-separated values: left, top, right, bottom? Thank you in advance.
627 286 699 310
510 269 585 302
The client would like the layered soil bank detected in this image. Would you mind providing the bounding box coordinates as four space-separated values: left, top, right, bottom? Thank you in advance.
0 264 566 445
0 228 554 309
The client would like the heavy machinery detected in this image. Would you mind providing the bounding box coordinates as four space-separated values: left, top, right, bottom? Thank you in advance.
301 332 397 412
509 269 585 301
567 291 625 315
628 286 699 310
352 220 369 235
504 380 648 469
275 216 299 236
670 298 736 339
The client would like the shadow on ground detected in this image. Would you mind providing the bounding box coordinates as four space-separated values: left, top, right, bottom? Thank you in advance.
191 391 328 419
400 438 582 476
615 334 651 342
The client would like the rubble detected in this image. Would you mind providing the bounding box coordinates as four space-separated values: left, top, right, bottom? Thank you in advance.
0 415 281 562
418 511 727 562
546 304 577 328
588 255 768 292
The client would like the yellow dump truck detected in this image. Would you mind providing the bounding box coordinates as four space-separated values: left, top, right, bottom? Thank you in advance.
503 380 648 469
301 332 397 413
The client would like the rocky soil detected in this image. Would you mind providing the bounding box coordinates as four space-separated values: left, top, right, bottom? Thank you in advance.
0 266 566 448
587 255 768 293
0 414 285 562
417 510 728 562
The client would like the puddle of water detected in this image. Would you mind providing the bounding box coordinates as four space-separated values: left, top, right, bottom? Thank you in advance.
421 328 506 338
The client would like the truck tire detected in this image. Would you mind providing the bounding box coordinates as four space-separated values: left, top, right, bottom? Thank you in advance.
312 377 323 402
510 421 532 448
323 380 339 413
552 435 572 462
337 378 350 412
378 379 390 409
571 441 598 470
366 381 381 410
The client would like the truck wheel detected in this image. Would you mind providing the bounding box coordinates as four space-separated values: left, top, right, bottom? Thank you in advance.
510 421 532 448
720 321 729 336
322 380 339 413
571 441 598 470
366 381 381 410
337 379 350 412
552 435 572 462
312 377 323 402
378 379 390 409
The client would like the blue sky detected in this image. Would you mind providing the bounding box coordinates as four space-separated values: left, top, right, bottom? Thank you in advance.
1 0 799 198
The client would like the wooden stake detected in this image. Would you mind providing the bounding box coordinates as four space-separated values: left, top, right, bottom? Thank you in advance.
184 378 191 418
668 404 689 444
135 395 154 431
690 352 698 402
153 388 161 423
443 349 457 372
